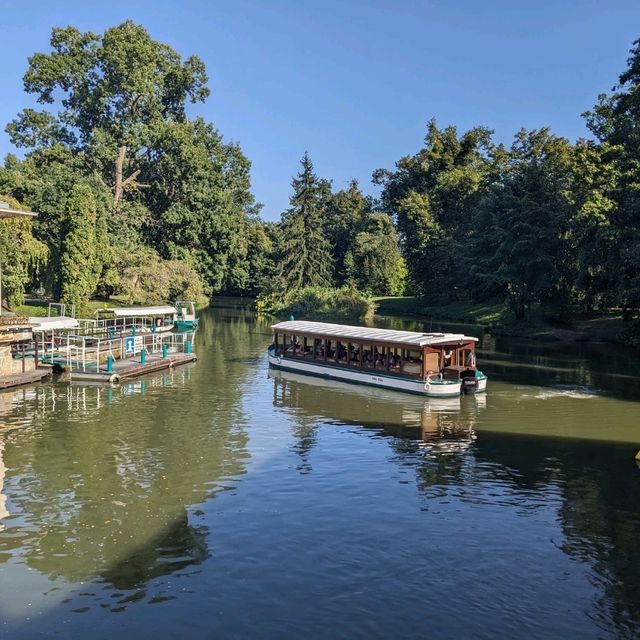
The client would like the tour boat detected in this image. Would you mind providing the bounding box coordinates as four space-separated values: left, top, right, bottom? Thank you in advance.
174 300 199 330
95 305 177 334
268 320 487 397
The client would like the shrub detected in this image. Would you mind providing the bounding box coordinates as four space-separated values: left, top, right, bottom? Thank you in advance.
257 286 376 321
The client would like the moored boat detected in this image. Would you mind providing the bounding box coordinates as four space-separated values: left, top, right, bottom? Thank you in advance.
268 320 487 397
95 305 177 334
174 301 199 330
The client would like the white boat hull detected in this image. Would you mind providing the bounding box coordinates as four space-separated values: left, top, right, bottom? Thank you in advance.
268 351 487 397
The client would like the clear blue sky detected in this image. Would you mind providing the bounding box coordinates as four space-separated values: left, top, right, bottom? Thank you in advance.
0 0 639 220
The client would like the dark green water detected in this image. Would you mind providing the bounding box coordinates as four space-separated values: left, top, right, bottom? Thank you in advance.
1 307 639 639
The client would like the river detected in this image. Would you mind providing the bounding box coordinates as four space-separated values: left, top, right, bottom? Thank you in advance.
0 306 639 639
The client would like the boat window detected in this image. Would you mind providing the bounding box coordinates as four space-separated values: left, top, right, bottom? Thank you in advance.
404 349 422 376
459 348 474 367
336 341 348 365
361 343 374 368
313 338 325 358
389 347 402 371
292 334 304 357
284 334 294 355
326 339 337 362
348 342 360 366
303 336 314 358
374 346 387 370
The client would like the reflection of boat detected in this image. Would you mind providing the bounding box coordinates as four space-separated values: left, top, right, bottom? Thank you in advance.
269 320 487 397
269 367 483 445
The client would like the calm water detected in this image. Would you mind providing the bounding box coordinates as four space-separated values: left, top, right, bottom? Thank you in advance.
1 307 640 639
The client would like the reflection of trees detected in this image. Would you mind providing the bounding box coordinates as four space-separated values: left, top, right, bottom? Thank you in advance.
470 436 640 638
0 307 257 605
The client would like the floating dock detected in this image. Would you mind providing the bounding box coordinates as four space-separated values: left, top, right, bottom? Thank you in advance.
0 368 51 390
70 351 196 383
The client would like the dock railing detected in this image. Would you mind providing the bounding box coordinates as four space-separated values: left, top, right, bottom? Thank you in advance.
64 331 195 374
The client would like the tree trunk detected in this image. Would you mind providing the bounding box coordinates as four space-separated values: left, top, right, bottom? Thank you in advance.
113 145 142 213
114 145 126 213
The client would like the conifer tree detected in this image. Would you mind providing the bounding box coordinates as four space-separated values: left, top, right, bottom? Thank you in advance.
277 153 333 290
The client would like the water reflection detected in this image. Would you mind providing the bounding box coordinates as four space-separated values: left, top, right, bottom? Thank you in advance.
1 307 640 639
270 368 482 459
0 309 254 617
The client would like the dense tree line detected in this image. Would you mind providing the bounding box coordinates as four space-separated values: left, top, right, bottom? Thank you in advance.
1 21 640 324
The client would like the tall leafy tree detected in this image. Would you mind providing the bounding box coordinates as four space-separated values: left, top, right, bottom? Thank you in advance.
373 119 494 298
0 195 48 309
277 153 333 290
583 38 640 317
3 21 260 299
348 212 406 295
59 183 102 310
471 129 574 318
7 21 209 215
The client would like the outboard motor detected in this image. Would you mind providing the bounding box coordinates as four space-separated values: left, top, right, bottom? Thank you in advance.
461 370 479 395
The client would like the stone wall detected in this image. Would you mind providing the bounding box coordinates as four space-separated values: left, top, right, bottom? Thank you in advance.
0 344 35 377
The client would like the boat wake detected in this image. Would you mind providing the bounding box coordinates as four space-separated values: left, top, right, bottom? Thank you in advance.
534 385 602 399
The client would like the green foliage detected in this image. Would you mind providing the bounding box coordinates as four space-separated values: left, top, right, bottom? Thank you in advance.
59 183 101 312
347 212 406 296
374 119 494 299
0 194 48 308
257 286 376 321
582 37 640 313
471 129 575 318
276 153 334 290
3 21 261 301
119 250 206 305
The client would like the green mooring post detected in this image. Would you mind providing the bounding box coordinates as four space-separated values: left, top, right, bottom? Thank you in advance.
289 314 295 321
140 348 147 364
162 344 168 358
186 340 192 354
106 355 114 373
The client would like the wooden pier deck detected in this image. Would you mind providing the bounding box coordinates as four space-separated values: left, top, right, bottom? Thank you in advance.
0 368 51 390
69 352 197 383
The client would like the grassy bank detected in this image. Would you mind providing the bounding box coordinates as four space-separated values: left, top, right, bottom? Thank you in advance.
374 296 630 344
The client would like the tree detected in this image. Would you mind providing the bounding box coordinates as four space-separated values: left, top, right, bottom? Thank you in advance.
568 140 620 311
348 212 406 296
0 195 48 308
470 129 574 318
7 21 209 215
373 119 494 298
276 153 333 290
59 183 102 310
582 38 640 317
3 22 261 299
324 179 367 285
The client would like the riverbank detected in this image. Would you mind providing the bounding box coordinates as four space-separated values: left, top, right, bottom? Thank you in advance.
374 297 630 345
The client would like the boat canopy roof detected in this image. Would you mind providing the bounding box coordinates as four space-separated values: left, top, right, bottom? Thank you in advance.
96 305 177 317
271 320 478 347
30 316 80 331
